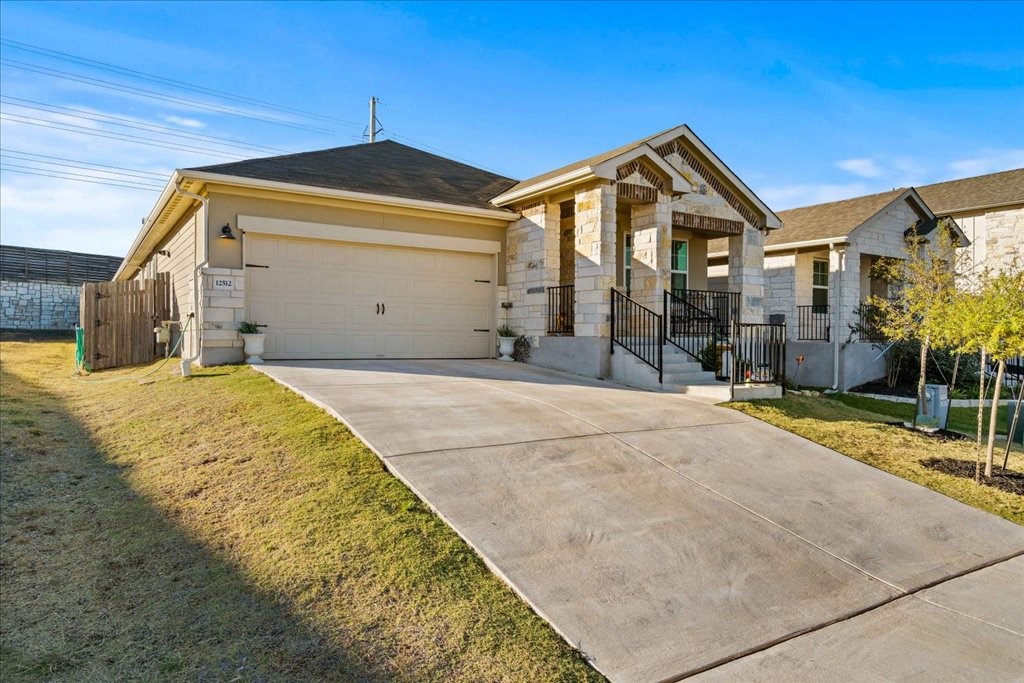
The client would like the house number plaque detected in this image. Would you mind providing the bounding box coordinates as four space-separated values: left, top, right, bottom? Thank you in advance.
213 277 234 290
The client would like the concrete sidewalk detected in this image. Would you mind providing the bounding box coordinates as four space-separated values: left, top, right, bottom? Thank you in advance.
257 359 1024 682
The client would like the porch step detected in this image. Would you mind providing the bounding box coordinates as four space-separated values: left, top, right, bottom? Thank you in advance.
610 346 732 403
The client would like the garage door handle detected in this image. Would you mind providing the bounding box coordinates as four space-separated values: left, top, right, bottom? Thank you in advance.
377 303 380 315
381 303 385 315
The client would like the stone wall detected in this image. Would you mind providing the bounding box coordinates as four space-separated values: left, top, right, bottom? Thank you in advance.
198 267 246 365
0 280 80 330
983 206 1023 272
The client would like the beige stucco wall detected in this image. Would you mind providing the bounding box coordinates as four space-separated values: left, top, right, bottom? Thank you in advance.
205 188 510 285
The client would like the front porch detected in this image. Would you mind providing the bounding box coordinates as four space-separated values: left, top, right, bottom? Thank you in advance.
492 125 784 398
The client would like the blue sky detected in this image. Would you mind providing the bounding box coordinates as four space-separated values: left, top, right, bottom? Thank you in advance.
1 1 1022 255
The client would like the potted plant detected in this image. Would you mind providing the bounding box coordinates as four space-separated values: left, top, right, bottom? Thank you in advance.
238 321 267 365
496 324 517 362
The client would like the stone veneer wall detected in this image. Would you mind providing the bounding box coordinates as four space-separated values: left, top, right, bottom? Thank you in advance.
198 267 246 365
983 207 1023 272
0 280 80 330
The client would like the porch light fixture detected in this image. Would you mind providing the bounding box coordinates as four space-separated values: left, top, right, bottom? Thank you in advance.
219 223 236 240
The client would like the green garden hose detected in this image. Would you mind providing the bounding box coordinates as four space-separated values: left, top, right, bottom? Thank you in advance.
72 316 192 384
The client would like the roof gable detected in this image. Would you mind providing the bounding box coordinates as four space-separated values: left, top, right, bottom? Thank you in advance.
188 140 518 211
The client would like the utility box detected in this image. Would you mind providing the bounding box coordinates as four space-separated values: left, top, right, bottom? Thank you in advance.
154 320 181 357
924 384 950 429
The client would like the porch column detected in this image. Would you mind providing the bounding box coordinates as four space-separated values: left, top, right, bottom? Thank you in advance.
629 196 671 314
574 183 617 338
506 202 560 344
727 223 766 323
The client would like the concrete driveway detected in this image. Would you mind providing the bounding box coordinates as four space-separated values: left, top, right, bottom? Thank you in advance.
257 359 1024 682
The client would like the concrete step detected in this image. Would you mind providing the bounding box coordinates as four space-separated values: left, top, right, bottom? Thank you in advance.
662 381 733 402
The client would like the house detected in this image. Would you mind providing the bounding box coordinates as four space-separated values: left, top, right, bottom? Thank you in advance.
708 188 969 390
1 244 122 330
116 125 783 398
916 168 1024 277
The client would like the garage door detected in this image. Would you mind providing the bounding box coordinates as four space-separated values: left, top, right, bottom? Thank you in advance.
246 234 494 359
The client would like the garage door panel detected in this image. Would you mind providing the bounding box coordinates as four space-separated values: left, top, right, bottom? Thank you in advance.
247 234 493 360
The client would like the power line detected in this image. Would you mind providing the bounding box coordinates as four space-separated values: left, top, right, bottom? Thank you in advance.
0 152 167 181
0 148 167 178
0 161 164 188
0 113 245 160
1 96 291 155
0 164 164 191
0 38 363 128
1 58 336 135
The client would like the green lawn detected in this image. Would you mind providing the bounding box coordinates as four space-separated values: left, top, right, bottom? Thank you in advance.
0 339 602 682
727 394 1023 526
835 393 1014 437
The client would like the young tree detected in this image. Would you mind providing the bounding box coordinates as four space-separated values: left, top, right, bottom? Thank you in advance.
973 264 1024 476
870 219 964 425
943 258 1024 478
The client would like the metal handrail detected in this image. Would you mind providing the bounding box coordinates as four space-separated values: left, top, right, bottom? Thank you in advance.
664 289 722 375
547 284 575 335
611 288 663 383
671 288 739 337
796 304 830 341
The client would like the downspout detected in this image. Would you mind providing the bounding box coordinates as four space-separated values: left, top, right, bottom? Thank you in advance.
831 243 844 391
173 182 209 377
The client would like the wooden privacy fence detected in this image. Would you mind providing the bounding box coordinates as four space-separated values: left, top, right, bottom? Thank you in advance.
79 273 171 370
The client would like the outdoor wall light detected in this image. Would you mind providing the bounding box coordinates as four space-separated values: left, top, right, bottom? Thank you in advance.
219 223 236 240
157 249 170 257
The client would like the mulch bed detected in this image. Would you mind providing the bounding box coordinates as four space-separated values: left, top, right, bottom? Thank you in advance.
895 424 968 441
922 457 1024 495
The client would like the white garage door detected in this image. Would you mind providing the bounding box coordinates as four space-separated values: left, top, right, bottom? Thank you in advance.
246 234 494 359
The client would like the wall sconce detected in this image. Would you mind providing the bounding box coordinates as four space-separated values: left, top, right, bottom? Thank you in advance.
157 249 170 257
219 223 236 240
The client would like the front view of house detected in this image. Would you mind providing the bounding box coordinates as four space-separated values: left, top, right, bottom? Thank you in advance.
116 125 783 398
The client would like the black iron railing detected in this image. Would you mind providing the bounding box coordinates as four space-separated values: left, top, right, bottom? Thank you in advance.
665 289 725 377
671 288 739 337
732 323 786 385
547 284 575 335
797 305 830 341
611 288 663 383
858 303 888 343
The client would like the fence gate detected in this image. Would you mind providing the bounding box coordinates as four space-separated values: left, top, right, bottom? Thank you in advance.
79 273 171 370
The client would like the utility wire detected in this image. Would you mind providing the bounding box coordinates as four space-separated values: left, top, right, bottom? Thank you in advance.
0 152 167 181
1 96 290 155
1 58 336 135
0 148 168 178
0 165 164 191
0 161 163 187
1 38 362 128
0 113 244 159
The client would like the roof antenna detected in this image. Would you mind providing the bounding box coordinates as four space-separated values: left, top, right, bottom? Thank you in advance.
366 96 383 143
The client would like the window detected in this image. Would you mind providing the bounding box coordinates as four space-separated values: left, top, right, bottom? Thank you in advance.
812 259 829 308
671 240 688 292
624 232 632 294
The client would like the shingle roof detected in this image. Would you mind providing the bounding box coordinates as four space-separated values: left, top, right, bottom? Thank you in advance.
708 187 910 254
915 168 1024 214
188 140 518 211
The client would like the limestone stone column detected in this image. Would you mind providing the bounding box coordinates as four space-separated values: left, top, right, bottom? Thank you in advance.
629 197 671 314
574 183 617 338
506 202 560 343
727 223 766 323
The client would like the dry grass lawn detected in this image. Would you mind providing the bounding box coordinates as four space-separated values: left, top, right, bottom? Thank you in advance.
728 394 1024 526
0 338 601 682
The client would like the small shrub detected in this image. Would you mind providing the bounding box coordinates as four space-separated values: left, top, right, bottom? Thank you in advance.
239 321 260 334
512 335 531 362
496 324 516 338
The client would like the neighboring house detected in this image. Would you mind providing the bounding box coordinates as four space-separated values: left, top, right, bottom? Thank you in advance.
0 244 122 330
916 168 1024 277
116 125 782 397
708 188 968 390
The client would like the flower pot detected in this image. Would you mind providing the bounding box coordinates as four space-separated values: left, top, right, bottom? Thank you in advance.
240 333 267 365
497 336 516 362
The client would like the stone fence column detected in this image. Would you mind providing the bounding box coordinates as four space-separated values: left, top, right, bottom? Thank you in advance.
505 202 559 344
